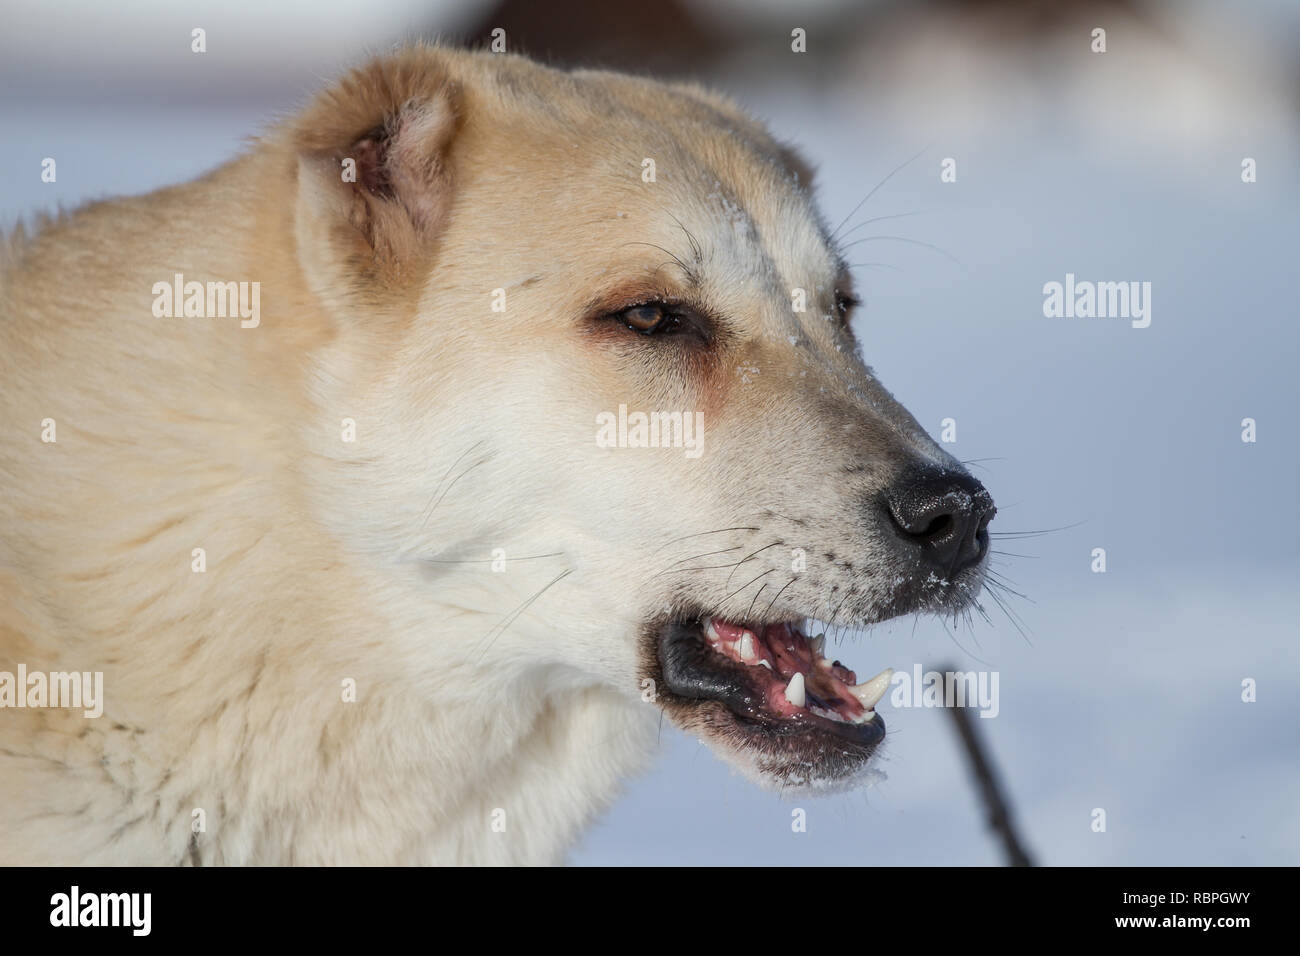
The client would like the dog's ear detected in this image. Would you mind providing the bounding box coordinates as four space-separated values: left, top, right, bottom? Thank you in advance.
292 53 462 303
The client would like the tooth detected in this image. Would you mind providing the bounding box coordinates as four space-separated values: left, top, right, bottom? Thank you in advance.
704 620 722 644
810 705 842 723
810 634 826 656
853 710 877 723
738 633 757 662
850 668 894 710
758 659 773 670
785 672 806 707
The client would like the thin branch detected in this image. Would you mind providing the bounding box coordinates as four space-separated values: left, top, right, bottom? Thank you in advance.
936 660 1035 867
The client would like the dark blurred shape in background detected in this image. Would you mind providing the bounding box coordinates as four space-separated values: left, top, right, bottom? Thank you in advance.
465 0 726 74
459 0 1159 77
2 0 1297 126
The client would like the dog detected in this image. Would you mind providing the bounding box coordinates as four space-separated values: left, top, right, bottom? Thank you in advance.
0 44 995 864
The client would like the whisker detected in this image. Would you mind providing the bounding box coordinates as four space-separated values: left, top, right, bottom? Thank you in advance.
825 597 850 645
666 212 704 266
722 568 777 607
836 210 923 242
420 552 563 564
982 580 1032 642
419 440 486 527
762 577 798 621
649 557 757 578
422 452 493 529
724 541 785 587
653 526 758 553
744 583 771 622
938 617 995 667
619 240 697 283
474 568 573 662
830 146 928 241
655 546 744 574
837 234 960 264
984 571 1032 601
989 520 1086 539
843 261 903 273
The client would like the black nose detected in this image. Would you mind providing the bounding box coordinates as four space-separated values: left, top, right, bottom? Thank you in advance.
884 470 995 574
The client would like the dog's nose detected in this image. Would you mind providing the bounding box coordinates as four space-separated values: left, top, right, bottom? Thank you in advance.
884 470 995 574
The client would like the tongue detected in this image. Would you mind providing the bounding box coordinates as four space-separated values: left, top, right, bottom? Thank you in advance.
762 622 828 682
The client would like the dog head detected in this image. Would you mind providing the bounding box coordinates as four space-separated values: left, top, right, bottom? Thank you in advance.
289 46 995 792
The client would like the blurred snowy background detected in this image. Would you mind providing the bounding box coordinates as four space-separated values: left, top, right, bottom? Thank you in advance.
2 0 1296 865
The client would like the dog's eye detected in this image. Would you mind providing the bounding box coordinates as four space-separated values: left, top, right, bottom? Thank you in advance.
618 303 678 335
834 290 860 322
599 300 710 344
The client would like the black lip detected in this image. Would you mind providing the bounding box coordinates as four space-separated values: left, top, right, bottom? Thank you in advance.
654 617 886 750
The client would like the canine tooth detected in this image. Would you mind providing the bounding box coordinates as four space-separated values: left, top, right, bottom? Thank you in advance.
738 633 757 662
758 659 772 670
853 710 877 723
850 668 894 710
704 620 722 644
785 672 806 707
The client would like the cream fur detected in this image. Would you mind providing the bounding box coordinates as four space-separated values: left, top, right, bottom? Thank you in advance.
0 45 958 864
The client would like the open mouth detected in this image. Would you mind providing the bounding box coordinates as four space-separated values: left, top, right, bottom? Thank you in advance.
654 615 893 767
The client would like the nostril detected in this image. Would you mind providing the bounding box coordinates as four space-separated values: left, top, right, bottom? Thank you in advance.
882 469 995 574
887 496 959 542
915 513 954 541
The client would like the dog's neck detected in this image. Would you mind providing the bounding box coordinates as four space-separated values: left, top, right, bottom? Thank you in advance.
84 512 655 864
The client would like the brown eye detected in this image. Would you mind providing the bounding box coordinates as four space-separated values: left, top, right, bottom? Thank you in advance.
602 300 710 344
620 303 670 334
834 290 860 322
